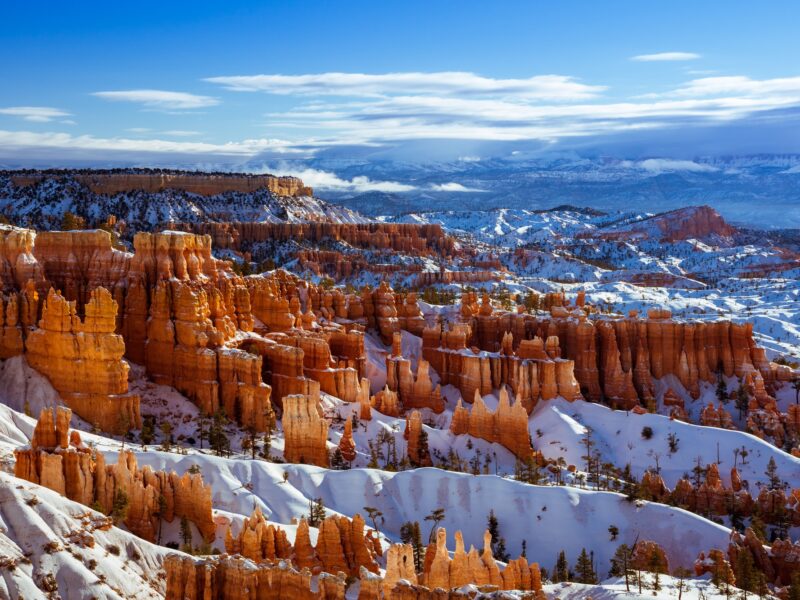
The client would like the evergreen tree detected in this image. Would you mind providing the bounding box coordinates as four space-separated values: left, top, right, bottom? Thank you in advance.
400 521 424 572
363 506 384 532
486 510 510 561
308 497 327 527
788 571 800 600
111 489 129 524
554 550 569 583
735 549 755 598
140 415 155 447
180 515 193 551
765 456 782 490
574 548 597 584
735 384 750 421
716 374 728 403
424 507 446 543
209 409 231 457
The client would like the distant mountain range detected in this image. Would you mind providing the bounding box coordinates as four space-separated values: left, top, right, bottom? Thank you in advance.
294 154 800 228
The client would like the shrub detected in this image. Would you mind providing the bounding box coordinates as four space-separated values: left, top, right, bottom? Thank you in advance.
641 426 654 440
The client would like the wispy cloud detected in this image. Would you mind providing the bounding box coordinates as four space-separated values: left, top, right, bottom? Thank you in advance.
631 52 701 62
0 129 299 156
92 89 219 110
672 75 800 97
0 106 72 122
429 182 484 192
267 166 415 193
206 71 605 101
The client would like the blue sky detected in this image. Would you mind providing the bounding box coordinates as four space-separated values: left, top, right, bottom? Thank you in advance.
2 0 800 167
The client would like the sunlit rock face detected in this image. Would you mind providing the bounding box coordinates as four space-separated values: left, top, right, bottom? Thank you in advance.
14 407 215 544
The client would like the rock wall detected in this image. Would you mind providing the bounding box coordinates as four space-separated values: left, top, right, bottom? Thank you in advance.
14 407 215 544
423 323 581 411
180 222 454 256
448 295 790 410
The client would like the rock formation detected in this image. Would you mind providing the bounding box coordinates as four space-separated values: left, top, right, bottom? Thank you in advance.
283 386 330 467
25 287 140 432
225 508 381 577
404 410 432 467
386 333 444 413
449 388 533 459
14 407 215 544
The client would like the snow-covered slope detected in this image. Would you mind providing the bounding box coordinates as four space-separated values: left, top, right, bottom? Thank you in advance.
0 471 176 600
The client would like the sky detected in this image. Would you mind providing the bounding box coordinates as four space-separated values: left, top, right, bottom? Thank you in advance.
2 0 800 168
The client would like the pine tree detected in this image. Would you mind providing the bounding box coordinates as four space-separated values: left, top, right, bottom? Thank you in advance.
609 544 632 591
716 374 728 403
788 571 800 600
735 549 755 598
486 510 510 561
575 548 597 584
111 489 129 524
400 521 424 572
554 550 569 583
424 507 445 543
209 409 231 457
308 497 327 527
735 384 750 421
180 515 193 551
765 456 782 490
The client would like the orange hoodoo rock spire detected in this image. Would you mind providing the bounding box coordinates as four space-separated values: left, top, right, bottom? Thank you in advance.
282 385 330 467
25 287 140 432
449 387 533 459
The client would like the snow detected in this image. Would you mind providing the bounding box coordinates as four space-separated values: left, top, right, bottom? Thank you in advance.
0 471 175 599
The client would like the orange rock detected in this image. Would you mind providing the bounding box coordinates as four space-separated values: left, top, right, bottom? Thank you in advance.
338 418 357 463
283 387 329 467
25 287 140 433
405 410 432 467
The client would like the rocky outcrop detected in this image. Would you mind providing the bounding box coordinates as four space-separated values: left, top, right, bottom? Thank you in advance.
404 410 432 467
444 293 786 411
164 554 345 600
283 386 330 467
700 403 735 429
421 527 545 596
423 323 581 411
727 527 800 586
25 287 140 432
449 388 533 459
14 407 215 544
225 508 381 577
387 333 444 413
338 417 357 463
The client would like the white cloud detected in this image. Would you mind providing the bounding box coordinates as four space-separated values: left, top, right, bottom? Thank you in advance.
631 52 701 62
672 75 800 97
638 159 718 173
207 71 605 101
0 129 299 156
429 182 484 192
0 106 72 122
92 89 219 110
161 130 202 136
268 166 415 193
